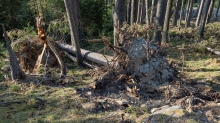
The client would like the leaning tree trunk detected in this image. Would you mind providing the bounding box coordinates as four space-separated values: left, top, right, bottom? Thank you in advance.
185 0 194 28
153 0 167 46
206 0 215 24
198 0 211 37
64 0 83 66
195 0 205 27
113 0 126 47
2 25 25 81
162 0 173 43
172 0 181 27
179 0 185 26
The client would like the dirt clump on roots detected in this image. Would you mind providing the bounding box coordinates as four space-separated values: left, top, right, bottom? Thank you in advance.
95 28 179 98
12 36 57 73
92 28 220 120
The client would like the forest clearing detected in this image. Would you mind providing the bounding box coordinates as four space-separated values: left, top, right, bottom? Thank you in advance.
0 0 220 123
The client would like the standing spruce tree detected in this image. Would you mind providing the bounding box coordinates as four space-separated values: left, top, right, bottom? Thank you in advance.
185 0 194 28
198 0 211 37
113 0 126 46
163 0 173 43
196 0 205 27
150 0 157 24
172 0 181 27
153 0 167 45
127 0 131 24
64 0 83 66
216 0 220 19
179 0 186 27
206 0 215 24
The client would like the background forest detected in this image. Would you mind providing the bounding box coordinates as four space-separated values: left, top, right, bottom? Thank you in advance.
0 0 220 123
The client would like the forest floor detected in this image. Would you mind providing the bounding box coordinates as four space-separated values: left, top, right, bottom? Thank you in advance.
0 27 220 123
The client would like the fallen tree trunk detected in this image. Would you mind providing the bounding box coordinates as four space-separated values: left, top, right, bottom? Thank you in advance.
64 51 98 69
206 47 220 56
56 42 113 66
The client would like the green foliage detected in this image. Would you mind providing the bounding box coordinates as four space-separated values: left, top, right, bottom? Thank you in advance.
10 84 20 91
7 24 36 51
47 16 70 40
79 0 110 37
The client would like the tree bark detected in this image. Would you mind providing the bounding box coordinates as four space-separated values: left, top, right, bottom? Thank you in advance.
64 0 83 66
185 0 190 22
195 0 205 27
153 0 167 46
113 0 126 47
172 0 181 27
127 0 131 24
136 0 143 24
185 0 194 28
56 42 113 66
216 0 220 19
76 0 83 42
130 0 135 24
163 0 173 43
2 24 25 81
179 0 185 26
150 0 157 24
206 0 215 24
198 0 211 37
145 0 150 27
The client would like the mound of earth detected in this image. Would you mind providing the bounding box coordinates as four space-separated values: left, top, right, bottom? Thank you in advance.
12 38 57 73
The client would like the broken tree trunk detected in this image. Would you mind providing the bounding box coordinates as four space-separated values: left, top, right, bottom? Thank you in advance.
34 17 67 76
2 24 26 80
56 42 113 66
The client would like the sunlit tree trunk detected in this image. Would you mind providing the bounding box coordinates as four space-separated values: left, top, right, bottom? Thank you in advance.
153 0 167 46
163 0 173 43
198 0 211 37
64 0 83 66
179 0 185 26
130 0 135 24
195 0 205 27
206 0 215 24
172 0 181 27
